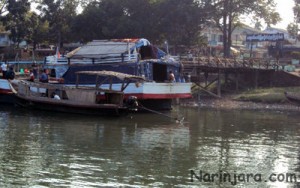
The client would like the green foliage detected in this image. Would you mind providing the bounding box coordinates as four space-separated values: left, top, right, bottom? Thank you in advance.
0 0 9 15
0 0 284 54
235 87 300 103
210 0 280 57
293 1 300 23
36 0 80 46
26 12 49 49
71 0 208 47
291 51 300 59
287 23 299 39
3 0 31 47
289 0 300 42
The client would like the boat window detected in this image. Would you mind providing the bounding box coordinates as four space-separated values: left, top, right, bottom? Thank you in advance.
140 45 157 60
50 69 56 77
153 63 167 82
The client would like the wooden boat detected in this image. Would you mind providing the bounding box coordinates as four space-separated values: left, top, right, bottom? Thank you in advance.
0 79 16 104
15 71 145 116
44 39 192 111
284 91 300 105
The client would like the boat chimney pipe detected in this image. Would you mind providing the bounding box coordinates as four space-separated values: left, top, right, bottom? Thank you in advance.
128 41 131 61
165 41 169 54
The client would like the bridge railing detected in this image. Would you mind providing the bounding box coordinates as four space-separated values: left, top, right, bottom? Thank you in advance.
180 56 281 70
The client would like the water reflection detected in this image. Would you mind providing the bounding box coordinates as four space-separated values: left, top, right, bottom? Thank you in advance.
0 105 300 187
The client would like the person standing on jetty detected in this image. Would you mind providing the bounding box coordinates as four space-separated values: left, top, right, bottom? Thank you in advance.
1 62 7 79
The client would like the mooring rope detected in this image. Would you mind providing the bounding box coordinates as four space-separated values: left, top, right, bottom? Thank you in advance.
138 105 184 124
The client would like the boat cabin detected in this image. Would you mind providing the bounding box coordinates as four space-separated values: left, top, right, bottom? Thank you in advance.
44 39 183 84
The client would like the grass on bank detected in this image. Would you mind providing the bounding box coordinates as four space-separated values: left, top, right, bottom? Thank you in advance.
191 83 300 104
234 87 300 103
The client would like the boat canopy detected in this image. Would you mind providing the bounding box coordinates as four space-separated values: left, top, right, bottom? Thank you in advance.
74 70 146 91
75 70 146 82
66 38 166 62
69 40 136 59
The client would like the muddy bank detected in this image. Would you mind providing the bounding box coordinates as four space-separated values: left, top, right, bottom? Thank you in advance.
180 96 300 112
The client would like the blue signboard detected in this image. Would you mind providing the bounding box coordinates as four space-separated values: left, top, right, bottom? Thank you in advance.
246 33 284 42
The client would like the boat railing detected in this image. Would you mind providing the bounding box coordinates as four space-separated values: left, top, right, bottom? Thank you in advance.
17 80 125 106
69 53 139 65
17 80 64 98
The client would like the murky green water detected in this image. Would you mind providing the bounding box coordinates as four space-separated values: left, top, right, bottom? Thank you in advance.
0 105 300 187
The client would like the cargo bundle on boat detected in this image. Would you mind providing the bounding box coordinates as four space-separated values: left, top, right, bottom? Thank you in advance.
15 71 145 116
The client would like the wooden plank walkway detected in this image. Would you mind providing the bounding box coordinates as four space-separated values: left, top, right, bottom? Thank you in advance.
180 56 284 74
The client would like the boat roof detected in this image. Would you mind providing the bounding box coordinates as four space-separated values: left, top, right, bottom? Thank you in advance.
68 40 136 59
75 71 146 82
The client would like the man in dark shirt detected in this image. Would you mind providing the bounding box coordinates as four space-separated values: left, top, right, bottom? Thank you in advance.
5 67 15 80
39 69 48 83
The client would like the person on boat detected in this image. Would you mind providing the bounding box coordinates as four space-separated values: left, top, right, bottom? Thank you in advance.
1 62 7 79
51 91 60 100
28 70 35 82
31 61 38 78
39 69 49 83
168 70 175 83
181 75 186 83
5 66 15 80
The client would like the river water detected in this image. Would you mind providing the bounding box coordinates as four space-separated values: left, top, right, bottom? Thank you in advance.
0 105 300 187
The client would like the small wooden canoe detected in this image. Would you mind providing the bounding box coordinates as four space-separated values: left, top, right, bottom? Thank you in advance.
284 91 300 105
15 71 145 116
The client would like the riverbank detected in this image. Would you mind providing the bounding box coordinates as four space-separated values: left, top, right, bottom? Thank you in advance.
181 87 300 111
181 96 300 111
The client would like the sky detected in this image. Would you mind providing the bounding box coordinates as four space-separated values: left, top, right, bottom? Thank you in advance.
273 0 294 29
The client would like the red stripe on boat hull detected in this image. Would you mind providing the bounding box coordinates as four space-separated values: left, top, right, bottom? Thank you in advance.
124 93 192 99
0 89 13 94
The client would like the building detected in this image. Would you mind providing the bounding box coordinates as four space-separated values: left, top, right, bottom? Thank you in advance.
201 24 298 58
0 32 11 48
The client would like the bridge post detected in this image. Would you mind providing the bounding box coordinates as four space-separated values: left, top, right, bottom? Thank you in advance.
270 71 274 87
217 69 221 97
224 72 229 87
235 72 239 92
204 71 208 86
198 70 202 103
255 69 258 89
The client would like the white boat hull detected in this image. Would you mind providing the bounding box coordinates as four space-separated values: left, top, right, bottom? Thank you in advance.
88 82 192 100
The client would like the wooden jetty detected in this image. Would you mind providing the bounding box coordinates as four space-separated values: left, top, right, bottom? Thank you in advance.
181 56 300 98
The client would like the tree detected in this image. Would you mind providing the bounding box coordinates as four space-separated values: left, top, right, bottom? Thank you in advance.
254 21 263 31
71 0 128 42
0 0 10 15
72 0 208 51
210 0 281 57
3 0 31 47
287 23 299 43
293 0 300 22
154 0 208 49
36 0 80 47
289 0 300 40
26 12 49 50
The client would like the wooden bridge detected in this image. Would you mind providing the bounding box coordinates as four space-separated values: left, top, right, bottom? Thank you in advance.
180 56 298 98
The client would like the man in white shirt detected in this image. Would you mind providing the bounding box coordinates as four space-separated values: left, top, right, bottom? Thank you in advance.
168 70 175 83
53 94 60 100
1 63 7 79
